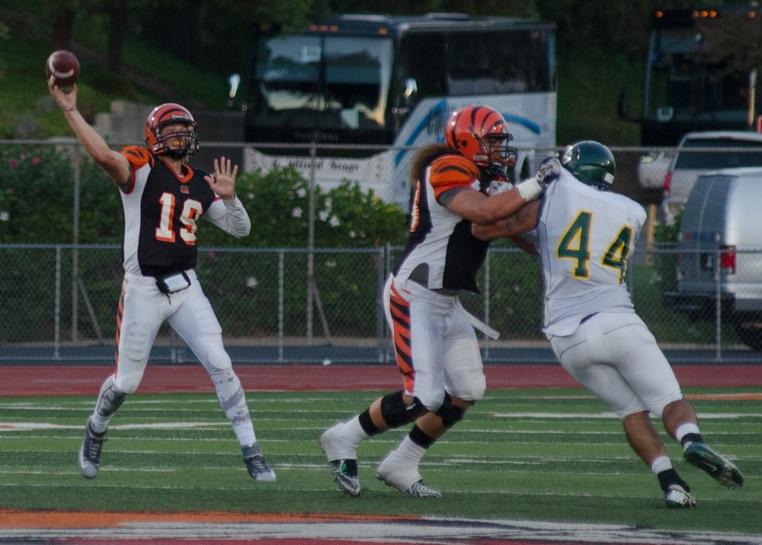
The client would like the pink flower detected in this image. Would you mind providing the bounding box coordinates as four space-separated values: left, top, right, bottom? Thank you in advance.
31 157 41 165
8 159 17 168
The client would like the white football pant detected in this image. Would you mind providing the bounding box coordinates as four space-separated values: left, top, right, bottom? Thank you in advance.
549 311 683 418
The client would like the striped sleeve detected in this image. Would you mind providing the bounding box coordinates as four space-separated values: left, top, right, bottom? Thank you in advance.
120 146 153 168
428 155 479 200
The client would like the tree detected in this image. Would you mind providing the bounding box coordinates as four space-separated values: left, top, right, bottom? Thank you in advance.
701 11 762 75
51 2 75 50
105 0 128 71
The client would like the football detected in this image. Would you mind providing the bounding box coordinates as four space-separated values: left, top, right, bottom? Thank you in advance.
45 50 80 87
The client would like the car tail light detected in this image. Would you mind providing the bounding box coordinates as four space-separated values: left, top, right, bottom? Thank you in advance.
662 170 672 194
720 245 736 273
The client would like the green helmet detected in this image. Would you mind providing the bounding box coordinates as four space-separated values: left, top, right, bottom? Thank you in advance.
561 140 615 189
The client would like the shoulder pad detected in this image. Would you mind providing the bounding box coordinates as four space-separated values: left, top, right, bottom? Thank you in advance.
120 146 153 168
429 155 479 199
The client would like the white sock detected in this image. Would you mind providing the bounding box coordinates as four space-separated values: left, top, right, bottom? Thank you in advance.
393 435 427 466
675 422 701 446
343 416 370 448
650 455 673 474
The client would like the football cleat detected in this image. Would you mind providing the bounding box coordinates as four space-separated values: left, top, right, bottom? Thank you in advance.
664 484 696 508
683 442 744 489
376 454 441 498
329 459 361 497
242 445 277 482
78 417 106 479
403 479 442 499
320 423 361 496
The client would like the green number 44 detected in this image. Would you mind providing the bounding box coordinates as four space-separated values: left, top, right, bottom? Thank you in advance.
557 211 632 283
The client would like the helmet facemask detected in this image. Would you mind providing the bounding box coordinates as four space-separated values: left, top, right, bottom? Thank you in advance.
478 132 517 178
144 103 200 159
154 121 199 159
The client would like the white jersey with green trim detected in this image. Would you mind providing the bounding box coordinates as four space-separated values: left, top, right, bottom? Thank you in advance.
538 169 647 337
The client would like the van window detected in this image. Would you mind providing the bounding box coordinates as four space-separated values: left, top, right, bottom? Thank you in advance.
676 138 762 169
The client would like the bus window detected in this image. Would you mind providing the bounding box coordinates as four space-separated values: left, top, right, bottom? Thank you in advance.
255 35 322 126
446 30 553 95
323 37 393 130
395 33 447 100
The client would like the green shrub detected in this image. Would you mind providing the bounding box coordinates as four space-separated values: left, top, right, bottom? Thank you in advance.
0 153 408 340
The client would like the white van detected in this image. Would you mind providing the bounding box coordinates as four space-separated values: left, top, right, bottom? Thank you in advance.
670 167 762 350
661 131 762 223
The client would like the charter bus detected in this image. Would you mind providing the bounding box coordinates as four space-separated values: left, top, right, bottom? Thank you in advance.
235 13 557 208
619 5 761 145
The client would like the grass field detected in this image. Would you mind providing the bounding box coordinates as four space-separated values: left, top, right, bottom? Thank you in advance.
0 388 759 536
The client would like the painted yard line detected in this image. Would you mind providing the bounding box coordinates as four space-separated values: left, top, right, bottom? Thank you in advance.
2 412 759 427
492 412 762 419
3 391 758 410
0 481 736 500
0 425 758 437
0 407 399 415
0 438 754 452
0 464 700 476
6 390 759 403
0 422 226 431
1 455 754 471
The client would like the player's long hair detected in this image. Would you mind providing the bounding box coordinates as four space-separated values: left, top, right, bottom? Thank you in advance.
409 143 453 187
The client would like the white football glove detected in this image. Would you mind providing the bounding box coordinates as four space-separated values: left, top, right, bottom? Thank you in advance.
536 156 561 188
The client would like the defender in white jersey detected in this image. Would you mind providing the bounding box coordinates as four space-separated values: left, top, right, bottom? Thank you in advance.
49 81 276 483
474 141 744 508
320 105 559 498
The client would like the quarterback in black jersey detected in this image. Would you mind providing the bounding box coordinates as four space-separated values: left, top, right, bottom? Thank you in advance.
49 81 276 483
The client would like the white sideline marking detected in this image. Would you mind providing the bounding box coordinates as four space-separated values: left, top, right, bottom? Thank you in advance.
1 517 761 544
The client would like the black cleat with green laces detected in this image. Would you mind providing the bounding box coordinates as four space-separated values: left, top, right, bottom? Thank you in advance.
329 459 361 496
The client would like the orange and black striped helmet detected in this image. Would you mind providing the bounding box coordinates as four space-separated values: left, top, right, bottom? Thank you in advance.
445 105 516 177
144 103 199 158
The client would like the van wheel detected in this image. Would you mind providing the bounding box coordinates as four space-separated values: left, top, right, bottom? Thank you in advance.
732 321 762 352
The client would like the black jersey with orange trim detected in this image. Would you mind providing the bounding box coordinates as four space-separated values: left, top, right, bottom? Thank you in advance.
119 147 217 277
394 153 491 293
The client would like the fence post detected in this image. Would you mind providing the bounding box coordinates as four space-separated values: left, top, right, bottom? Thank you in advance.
376 247 385 362
278 250 284 363
54 245 61 361
71 144 81 342
382 243 392 364
483 248 491 361
714 236 722 362
306 142 317 344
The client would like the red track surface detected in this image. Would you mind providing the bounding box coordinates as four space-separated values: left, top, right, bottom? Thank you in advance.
0 363 761 396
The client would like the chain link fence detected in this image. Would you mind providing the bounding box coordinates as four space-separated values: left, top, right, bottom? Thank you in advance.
1 243 761 364
2 141 761 363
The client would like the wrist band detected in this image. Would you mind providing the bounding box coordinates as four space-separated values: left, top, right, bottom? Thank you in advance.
516 176 542 201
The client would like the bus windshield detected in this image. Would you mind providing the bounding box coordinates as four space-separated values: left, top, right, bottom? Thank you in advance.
647 27 748 120
251 34 393 143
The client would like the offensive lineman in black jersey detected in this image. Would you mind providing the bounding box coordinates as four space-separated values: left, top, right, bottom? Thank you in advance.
49 81 276 482
319 105 560 498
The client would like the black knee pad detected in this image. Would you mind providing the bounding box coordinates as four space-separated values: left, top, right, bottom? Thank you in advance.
435 393 466 428
380 390 425 428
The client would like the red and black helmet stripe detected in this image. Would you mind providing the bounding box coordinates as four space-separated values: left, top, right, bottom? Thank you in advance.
469 105 505 136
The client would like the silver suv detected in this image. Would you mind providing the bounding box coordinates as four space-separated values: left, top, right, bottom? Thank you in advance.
661 131 762 223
